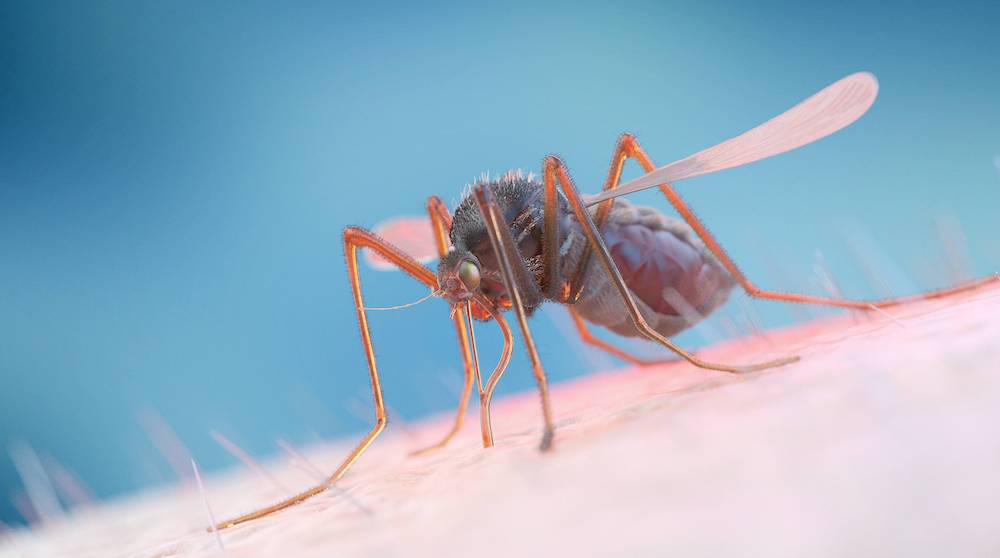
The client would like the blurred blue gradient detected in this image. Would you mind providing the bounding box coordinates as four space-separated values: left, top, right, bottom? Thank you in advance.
2 1 998 525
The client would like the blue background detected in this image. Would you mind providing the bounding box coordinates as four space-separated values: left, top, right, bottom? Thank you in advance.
2 1 998 525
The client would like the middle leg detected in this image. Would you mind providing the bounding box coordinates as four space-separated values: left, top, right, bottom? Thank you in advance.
567 307 675 367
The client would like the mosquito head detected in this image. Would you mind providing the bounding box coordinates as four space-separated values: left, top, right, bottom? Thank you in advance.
437 249 482 306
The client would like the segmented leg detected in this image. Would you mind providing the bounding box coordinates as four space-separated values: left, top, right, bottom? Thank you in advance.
418 195 517 450
557 135 687 366
567 307 674 366
565 134 643 302
471 302 515 448
410 197 480 455
214 226 509 529
610 134 1000 310
543 156 798 374
474 185 556 450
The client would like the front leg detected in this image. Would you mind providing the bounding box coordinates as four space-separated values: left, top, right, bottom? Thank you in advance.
410 197 480 454
473 184 556 451
215 227 429 529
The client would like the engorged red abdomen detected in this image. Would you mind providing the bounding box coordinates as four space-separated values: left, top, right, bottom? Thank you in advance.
601 219 732 317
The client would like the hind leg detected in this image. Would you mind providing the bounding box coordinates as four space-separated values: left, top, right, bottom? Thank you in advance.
543 155 798 374
567 307 674 366
609 134 999 310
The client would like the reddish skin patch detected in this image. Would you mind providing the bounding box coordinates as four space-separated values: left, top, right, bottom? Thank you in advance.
18 284 1000 557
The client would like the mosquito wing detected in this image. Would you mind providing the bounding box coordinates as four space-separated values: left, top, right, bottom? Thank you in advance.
586 72 879 206
364 216 441 271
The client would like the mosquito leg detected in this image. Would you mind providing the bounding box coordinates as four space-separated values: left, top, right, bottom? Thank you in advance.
410 197 480 455
612 134 1000 310
215 227 443 530
564 133 639 302
474 297 515 448
567 307 676 366
541 162 562 301
544 155 798 374
545 135 685 366
545 147 741 368
473 184 557 451
421 195 517 450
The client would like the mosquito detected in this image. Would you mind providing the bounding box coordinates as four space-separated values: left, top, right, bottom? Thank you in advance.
214 72 998 530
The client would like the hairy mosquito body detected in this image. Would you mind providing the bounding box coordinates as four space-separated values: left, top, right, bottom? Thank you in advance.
440 172 735 339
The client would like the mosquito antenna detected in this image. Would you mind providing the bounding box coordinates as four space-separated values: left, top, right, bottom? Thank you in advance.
364 289 443 311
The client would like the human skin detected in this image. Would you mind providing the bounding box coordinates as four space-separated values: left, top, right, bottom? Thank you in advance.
3 283 999 558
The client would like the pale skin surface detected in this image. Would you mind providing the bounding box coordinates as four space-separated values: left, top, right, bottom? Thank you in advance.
4 283 999 558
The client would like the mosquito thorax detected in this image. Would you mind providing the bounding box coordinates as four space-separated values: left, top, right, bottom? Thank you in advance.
442 170 584 313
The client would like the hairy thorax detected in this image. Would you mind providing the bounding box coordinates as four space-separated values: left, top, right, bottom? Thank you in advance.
448 174 735 338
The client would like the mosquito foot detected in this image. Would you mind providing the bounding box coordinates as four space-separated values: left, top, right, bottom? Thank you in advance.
539 428 555 452
745 354 800 373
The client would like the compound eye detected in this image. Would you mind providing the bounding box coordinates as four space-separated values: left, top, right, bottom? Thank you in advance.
458 260 481 291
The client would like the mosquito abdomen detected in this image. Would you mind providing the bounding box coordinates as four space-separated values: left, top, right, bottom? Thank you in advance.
572 199 735 339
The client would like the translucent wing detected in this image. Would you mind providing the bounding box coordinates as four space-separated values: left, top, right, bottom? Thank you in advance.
364 216 441 271
586 72 879 206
